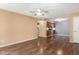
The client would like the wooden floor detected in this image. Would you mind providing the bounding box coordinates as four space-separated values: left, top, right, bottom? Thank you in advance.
0 36 79 55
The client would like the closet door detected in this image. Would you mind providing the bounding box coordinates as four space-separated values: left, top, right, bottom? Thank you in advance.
73 16 79 43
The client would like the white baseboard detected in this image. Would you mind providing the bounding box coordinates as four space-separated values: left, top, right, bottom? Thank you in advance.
55 34 69 36
0 37 37 48
70 40 79 43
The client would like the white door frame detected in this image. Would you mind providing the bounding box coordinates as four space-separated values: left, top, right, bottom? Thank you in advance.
70 14 79 43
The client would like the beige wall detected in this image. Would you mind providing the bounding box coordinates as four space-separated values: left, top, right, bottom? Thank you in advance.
0 9 38 47
38 20 47 37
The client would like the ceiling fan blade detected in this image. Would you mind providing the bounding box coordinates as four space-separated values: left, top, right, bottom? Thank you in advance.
43 11 48 13
29 11 35 13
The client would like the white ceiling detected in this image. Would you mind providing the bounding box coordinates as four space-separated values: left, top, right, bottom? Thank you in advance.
0 3 79 19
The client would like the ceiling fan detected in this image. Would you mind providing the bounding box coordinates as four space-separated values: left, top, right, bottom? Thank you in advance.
29 8 48 16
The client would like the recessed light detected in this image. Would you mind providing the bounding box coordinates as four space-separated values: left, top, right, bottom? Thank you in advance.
55 18 67 22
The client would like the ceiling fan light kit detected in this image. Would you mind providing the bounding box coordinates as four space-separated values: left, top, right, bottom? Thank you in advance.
30 8 48 17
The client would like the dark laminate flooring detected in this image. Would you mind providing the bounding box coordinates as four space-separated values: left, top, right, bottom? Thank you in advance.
0 36 79 55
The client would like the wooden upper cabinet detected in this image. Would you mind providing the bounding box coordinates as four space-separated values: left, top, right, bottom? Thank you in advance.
47 21 53 37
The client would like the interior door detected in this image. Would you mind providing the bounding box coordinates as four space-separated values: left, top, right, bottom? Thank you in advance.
73 16 79 43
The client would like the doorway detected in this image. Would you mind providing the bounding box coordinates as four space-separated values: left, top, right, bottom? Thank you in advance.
70 16 79 43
